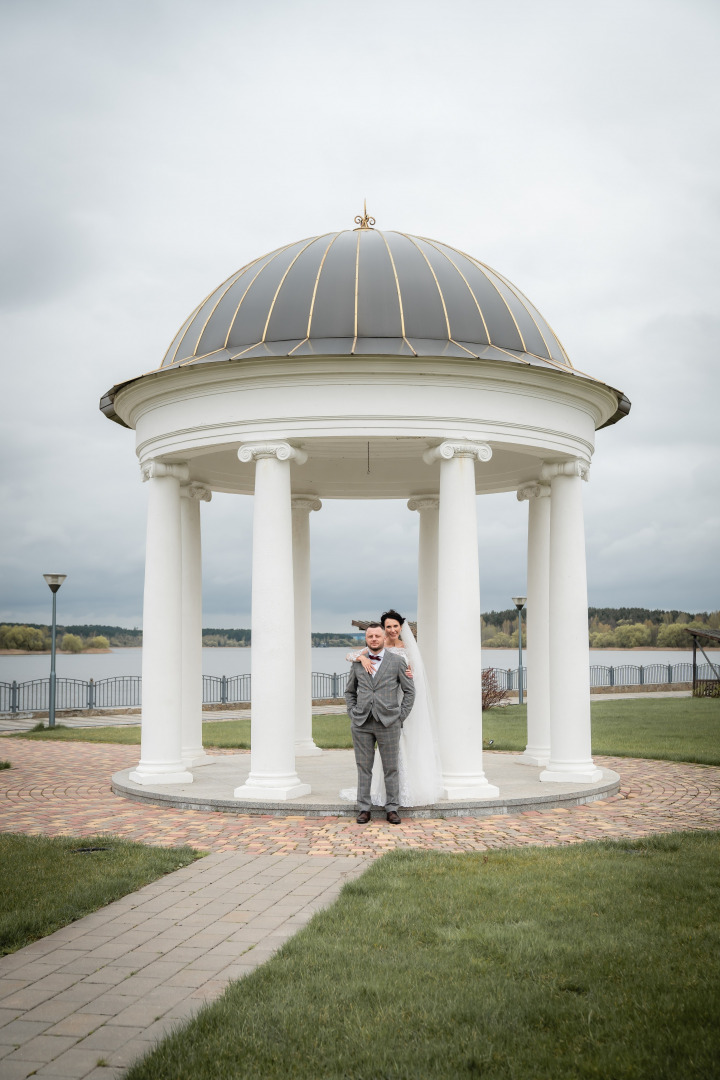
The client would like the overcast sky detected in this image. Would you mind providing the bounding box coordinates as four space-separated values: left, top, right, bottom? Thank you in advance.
1 0 718 631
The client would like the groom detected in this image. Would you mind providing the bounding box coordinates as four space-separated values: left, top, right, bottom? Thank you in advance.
344 622 415 825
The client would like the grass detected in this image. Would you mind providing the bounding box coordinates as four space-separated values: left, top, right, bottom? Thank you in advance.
483 697 720 765
12 698 719 764
0 833 201 955
0 760 11 769
125 833 720 1080
10 715 351 749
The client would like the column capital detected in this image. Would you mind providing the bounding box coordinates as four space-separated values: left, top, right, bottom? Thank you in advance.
291 495 322 512
181 482 212 503
517 482 551 502
423 440 492 465
540 458 590 482
238 441 308 465
407 495 440 512
140 460 190 483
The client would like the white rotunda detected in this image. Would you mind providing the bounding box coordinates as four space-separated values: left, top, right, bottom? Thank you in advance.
102 211 630 807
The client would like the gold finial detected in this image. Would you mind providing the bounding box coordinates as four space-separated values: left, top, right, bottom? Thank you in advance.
353 199 376 230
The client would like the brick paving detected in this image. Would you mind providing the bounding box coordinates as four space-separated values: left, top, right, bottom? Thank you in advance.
1 739 718 854
0 738 718 1079
0 852 368 1080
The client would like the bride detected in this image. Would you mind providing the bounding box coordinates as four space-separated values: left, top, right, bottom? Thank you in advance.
340 609 443 807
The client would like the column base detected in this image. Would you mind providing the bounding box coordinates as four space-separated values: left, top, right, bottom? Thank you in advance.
442 774 500 800
540 762 603 784
182 750 215 768
518 747 550 766
234 774 312 801
128 764 194 786
294 739 323 757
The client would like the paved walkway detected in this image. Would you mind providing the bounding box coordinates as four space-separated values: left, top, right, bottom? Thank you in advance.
0 853 368 1080
0 692 692 734
0 736 718 1079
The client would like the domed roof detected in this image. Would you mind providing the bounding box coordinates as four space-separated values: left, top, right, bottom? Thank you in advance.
159 226 572 373
101 218 631 430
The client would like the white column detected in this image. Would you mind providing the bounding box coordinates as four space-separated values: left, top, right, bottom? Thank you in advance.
540 459 602 783
234 441 311 800
130 460 193 786
517 483 551 765
292 495 323 756
407 495 439 709
424 441 499 799
180 482 213 768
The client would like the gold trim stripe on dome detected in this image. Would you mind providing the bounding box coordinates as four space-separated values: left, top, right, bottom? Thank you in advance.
153 224 581 378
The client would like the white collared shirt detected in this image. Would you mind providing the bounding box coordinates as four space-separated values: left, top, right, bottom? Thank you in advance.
367 648 385 676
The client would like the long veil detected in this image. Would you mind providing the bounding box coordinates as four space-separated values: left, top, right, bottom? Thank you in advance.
395 620 444 805
339 620 443 807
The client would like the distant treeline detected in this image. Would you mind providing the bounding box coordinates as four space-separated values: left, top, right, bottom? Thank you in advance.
0 625 113 653
482 607 719 649
2 609 718 651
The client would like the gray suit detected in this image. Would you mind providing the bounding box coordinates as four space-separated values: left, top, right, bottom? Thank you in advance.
345 652 415 813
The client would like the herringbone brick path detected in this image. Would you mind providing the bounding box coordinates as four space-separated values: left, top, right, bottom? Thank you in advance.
1 741 718 854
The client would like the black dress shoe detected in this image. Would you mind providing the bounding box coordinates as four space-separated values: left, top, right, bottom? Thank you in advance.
356 811 371 824
386 811 402 825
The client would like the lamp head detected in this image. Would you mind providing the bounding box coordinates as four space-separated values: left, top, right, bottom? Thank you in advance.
43 574 67 594
512 596 527 610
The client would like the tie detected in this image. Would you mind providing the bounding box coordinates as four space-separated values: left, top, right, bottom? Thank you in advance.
369 655 382 661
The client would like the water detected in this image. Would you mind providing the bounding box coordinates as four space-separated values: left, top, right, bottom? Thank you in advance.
0 646 714 685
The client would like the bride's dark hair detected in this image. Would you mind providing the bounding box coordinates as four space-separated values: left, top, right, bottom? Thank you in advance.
380 609 405 627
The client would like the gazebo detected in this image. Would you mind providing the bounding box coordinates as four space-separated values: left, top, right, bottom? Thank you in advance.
101 210 630 805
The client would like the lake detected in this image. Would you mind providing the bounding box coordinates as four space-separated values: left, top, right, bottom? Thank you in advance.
0 646 713 684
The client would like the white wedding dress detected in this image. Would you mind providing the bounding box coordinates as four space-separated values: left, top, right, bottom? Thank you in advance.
340 621 443 807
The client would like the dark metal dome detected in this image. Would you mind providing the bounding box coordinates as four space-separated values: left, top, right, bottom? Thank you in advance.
159 227 573 373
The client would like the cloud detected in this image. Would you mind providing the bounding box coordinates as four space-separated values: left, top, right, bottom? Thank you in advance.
0 0 718 629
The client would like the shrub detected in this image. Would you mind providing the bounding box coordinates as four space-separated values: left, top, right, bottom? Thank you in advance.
61 633 83 654
86 635 110 650
482 668 508 710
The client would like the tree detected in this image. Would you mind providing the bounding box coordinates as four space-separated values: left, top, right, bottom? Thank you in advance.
61 633 83 654
0 625 49 650
657 624 692 648
613 623 653 648
86 635 110 650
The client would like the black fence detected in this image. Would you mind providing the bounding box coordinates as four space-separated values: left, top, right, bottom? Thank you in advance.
0 663 714 714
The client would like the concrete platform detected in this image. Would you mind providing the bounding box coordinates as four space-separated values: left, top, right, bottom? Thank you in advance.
112 750 620 819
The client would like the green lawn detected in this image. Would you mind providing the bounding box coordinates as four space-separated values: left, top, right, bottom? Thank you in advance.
12 698 719 764
9 715 348 749
0 834 201 955
483 697 720 765
125 833 720 1080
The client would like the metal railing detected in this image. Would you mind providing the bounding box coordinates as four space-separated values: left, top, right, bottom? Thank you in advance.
202 674 252 704
0 663 712 714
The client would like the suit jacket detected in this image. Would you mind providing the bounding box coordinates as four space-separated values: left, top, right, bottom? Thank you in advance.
344 651 416 728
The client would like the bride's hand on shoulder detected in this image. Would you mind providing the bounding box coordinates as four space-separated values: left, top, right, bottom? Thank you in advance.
346 647 374 674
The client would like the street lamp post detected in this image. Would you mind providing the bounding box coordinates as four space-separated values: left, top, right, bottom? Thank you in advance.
512 596 527 705
43 575 67 728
